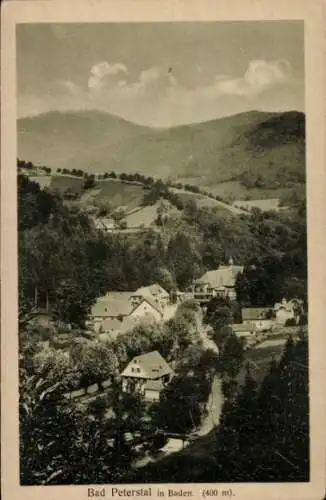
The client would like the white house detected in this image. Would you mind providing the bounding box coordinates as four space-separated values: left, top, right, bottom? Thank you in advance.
93 217 116 232
90 291 164 333
274 298 303 325
132 283 170 310
120 351 174 402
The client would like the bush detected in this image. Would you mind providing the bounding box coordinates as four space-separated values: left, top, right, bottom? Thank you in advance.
285 318 297 327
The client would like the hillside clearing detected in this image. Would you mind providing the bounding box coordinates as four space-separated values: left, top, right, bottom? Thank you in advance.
92 180 145 210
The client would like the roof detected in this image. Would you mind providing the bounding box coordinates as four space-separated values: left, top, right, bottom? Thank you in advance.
133 296 164 316
135 284 169 299
92 287 166 319
94 218 115 230
195 265 244 288
121 350 173 379
91 292 133 318
241 308 271 321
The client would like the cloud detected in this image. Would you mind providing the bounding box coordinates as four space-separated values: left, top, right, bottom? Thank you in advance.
109 66 178 98
88 62 128 91
20 58 298 126
214 59 292 98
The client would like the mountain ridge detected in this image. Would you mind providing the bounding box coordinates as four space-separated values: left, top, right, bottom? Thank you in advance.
17 109 305 198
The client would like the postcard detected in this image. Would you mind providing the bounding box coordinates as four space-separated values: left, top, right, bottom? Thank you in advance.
1 1 325 499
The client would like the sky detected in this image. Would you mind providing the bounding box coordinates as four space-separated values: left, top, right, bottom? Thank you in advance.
17 22 304 127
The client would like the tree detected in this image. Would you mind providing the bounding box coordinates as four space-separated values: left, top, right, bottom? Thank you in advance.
167 232 201 289
70 341 119 388
219 332 244 378
281 276 307 304
19 369 149 485
151 266 176 293
142 186 161 206
183 199 198 221
205 296 233 325
19 370 81 485
156 199 170 229
176 344 219 381
166 314 196 353
213 336 309 482
157 374 210 434
84 174 96 190
118 220 128 230
33 347 80 390
208 300 233 351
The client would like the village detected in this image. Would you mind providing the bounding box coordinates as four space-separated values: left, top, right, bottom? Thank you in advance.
22 248 305 466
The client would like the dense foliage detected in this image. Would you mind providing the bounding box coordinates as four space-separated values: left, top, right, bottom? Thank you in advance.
131 335 309 483
18 157 308 485
19 160 307 321
19 370 149 485
213 335 309 481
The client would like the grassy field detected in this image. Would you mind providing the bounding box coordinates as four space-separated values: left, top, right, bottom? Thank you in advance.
29 175 52 189
50 175 85 195
91 180 145 210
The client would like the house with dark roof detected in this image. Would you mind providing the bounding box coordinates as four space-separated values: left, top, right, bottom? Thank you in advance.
120 350 174 402
189 258 244 303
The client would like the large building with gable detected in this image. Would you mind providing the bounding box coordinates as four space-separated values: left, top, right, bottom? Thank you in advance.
189 258 244 303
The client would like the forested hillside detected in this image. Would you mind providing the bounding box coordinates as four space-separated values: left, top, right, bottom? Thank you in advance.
18 110 305 202
19 163 307 327
131 334 309 482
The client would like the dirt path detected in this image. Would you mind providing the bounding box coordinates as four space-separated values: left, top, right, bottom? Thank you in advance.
197 375 223 436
